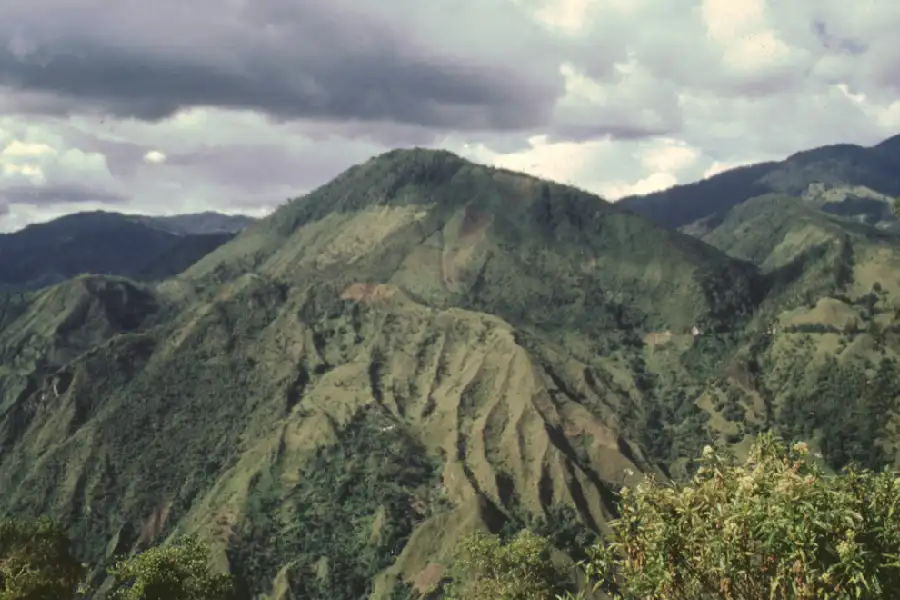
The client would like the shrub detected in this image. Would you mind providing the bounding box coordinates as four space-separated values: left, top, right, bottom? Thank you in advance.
0 516 86 600
580 434 900 599
445 529 573 600
107 536 235 600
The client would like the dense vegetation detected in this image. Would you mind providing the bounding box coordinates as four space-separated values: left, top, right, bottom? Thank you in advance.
227 409 447 599
8 436 897 599
0 519 234 600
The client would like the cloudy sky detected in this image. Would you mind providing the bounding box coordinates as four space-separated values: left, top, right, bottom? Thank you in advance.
1 0 899 232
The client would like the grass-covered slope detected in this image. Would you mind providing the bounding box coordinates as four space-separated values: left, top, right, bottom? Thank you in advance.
0 273 658 599
659 185 900 477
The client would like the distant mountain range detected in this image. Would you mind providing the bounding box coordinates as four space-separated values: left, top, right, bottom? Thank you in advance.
619 133 900 232
0 211 256 290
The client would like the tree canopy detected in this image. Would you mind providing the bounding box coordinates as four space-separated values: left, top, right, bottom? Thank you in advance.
0 516 85 600
0 522 232 600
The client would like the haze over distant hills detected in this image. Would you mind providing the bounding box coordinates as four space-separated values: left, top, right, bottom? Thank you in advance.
138 212 258 236
0 211 256 290
1 137 900 598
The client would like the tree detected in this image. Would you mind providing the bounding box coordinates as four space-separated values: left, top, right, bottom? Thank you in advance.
0 516 86 600
445 529 573 600
579 434 900 599
107 536 235 600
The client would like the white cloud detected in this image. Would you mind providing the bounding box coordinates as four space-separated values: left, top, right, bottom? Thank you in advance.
1 140 56 158
460 135 599 188
0 127 124 214
703 160 747 179
601 172 678 198
459 135 707 200
701 0 795 72
143 150 166 164
0 140 55 183
533 0 594 35
640 139 700 173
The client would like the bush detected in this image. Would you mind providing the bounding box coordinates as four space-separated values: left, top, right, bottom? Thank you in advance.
0 516 86 600
580 433 900 599
0 517 233 600
445 530 573 600
107 536 235 600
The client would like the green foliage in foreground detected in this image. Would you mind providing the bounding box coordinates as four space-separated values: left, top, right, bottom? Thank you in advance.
106 537 235 600
452 434 900 599
0 517 85 600
445 529 573 600
0 523 232 600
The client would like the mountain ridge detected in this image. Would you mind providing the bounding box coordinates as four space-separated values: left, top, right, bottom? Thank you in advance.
0 211 255 291
619 133 900 230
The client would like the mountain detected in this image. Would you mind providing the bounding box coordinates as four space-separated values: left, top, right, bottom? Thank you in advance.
0 149 770 599
0 211 253 291
3 147 900 599
619 133 900 231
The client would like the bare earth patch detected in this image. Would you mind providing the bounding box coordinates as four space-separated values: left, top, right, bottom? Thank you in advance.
412 562 444 594
137 500 172 547
644 331 673 347
340 283 398 303
458 206 493 240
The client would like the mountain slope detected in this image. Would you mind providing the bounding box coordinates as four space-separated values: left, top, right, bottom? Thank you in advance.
641 162 900 477
0 212 247 290
0 149 770 599
620 133 900 230
186 148 763 334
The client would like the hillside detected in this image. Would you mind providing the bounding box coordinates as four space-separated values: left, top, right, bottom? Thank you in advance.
0 211 251 290
615 136 900 476
0 149 771 599
637 161 900 476
3 147 900 599
620 133 900 230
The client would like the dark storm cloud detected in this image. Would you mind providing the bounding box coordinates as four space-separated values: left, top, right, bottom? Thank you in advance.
812 20 868 55
0 0 567 131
